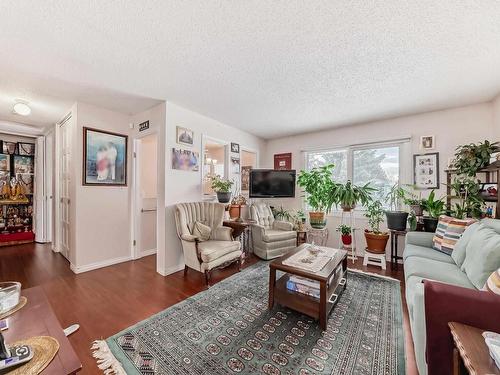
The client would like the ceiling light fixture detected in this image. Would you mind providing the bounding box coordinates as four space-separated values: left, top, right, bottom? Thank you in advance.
13 100 31 116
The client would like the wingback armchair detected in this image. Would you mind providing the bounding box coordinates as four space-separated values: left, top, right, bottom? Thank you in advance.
250 203 297 259
175 202 242 286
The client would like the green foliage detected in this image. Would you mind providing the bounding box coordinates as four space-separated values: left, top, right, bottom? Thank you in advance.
402 185 423 206
271 206 292 221
297 164 337 212
421 190 445 218
386 183 406 211
408 212 417 231
336 224 352 236
453 140 499 177
449 177 483 219
332 180 375 210
364 201 385 234
210 175 233 192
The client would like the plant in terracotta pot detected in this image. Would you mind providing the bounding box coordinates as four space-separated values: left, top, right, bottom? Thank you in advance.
421 190 445 232
364 200 389 254
385 183 408 231
337 224 353 246
229 194 247 221
331 180 374 211
297 164 336 229
210 175 234 203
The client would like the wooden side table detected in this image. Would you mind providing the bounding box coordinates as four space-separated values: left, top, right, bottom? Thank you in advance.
449 322 500 375
389 229 406 270
296 230 307 246
223 219 255 259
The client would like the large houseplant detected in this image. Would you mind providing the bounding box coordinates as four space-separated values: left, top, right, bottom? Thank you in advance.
364 200 389 253
210 175 234 203
385 183 408 231
297 164 336 228
421 190 445 232
331 180 374 211
453 140 500 176
449 177 483 219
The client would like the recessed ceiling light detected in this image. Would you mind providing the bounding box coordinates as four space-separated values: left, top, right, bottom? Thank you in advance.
13 101 31 116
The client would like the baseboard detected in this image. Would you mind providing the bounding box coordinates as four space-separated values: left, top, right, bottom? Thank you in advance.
70 255 133 274
157 263 184 276
139 248 157 258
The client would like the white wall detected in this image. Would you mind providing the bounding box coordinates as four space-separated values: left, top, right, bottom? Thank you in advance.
494 95 500 140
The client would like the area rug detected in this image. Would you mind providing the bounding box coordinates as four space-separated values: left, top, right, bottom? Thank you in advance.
93 262 405 374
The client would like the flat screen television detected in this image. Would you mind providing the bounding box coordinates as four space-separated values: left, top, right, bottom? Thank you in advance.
249 169 296 198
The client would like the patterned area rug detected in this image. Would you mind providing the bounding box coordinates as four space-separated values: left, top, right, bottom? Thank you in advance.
93 262 405 374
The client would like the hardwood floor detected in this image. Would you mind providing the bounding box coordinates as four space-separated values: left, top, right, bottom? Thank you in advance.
0 243 418 374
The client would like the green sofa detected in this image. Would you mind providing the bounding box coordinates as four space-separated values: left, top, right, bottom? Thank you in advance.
403 219 500 375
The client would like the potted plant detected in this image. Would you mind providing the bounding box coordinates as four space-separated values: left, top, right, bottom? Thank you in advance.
385 183 408 231
337 224 353 246
449 177 483 219
453 140 500 176
421 190 445 232
403 187 424 216
331 180 374 211
229 194 247 220
297 164 336 229
210 175 234 203
364 201 389 253
271 206 292 221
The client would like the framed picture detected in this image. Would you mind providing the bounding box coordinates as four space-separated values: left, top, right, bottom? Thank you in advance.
231 143 240 153
479 183 497 201
18 142 35 156
274 153 292 170
231 157 240 174
241 166 252 191
16 173 33 195
420 135 435 150
414 152 439 189
176 126 194 146
2 141 16 155
83 127 128 186
13 155 34 174
172 148 199 171
0 154 10 171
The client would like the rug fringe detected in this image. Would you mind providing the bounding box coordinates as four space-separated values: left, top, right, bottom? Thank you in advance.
91 340 127 375
348 267 401 282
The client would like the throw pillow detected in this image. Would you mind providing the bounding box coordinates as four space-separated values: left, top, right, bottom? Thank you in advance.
462 222 500 289
452 222 480 267
483 268 500 296
432 215 454 251
192 221 212 242
438 218 476 256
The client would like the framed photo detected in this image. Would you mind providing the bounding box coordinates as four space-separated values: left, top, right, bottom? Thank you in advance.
2 141 16 155
83 127 128 186
241 166 252 191
0 154 10 171
172 148 199 171
18 142 35 156
176 126 194 146
420 135 435 150
274 153 292 170
16 173 33 195
13 155 34 174
414 152 439 189
231 157 240 174
231 143 240 153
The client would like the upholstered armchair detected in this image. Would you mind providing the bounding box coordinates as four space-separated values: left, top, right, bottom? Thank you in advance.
174 202 242 286
250 203 297 259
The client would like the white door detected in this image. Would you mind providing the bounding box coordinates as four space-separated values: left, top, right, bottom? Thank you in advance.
59 120 71 259
45 130 54 243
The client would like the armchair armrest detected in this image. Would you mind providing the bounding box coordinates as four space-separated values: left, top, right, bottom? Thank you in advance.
213 226 233 241
180 234 199 242
424 280 500 375
406 231 434 248
273 220 294 231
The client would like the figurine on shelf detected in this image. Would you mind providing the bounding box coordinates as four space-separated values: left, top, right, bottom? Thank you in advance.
0 181 9 200
9 177 26 201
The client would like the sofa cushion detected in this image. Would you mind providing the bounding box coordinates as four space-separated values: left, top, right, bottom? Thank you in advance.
484 268 500 295
462 221 500 289
403 244 454 264
263 229 296 242
439 218 476 255
432 215 454 251
404 257 476 289
197 240 241 263
192 221 212 241
451 222 480 267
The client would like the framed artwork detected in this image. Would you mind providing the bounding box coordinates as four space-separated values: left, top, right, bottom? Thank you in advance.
2 141 16 155
18 142 35 156
274 153 292 170
172 148 199 171
241 166 252 191
231 157 240 174
0 154 10 171
176 126 194 146
83 127 128 186
231 143 240 153
13 155 34 174
16 173 33 195
414 152 439 189
420 135 435 150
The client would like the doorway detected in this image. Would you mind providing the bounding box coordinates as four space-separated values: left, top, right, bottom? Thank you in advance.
240 149 258 195
133 133 158 258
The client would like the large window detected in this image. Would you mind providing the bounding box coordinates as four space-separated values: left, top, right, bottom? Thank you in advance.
305 143 402 208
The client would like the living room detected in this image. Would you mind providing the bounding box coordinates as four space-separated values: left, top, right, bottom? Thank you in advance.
0 2 499 375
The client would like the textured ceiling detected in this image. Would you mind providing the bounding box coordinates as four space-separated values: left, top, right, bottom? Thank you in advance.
0 1 499 138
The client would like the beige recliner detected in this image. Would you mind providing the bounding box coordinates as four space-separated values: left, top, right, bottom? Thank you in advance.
250 203 297 259
175 202 242 286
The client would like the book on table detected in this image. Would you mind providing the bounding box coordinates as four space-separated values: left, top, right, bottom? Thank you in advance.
286 275 320 299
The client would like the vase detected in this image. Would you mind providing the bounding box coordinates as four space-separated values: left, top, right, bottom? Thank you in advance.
385 211 409 231
216 192 231 203
309 211 326 229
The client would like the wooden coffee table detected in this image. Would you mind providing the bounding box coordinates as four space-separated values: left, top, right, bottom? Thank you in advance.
268 244 348 330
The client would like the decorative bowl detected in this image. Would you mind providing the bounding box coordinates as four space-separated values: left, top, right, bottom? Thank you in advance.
0 282 21 313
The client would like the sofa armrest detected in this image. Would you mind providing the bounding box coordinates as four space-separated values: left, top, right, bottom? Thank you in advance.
181 234 198 242
273 220 294 231
406 231 435 248
213 226 233 241
424 280 500 375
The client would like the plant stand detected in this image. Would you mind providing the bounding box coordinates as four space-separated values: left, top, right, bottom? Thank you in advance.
363 249 387 270
307 227 329 246
338 210 357 263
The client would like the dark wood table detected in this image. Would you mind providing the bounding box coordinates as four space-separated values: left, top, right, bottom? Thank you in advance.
389 229 406 270
3 286 82 374
223 219 255 259
269 245 348 330
449 322 500 375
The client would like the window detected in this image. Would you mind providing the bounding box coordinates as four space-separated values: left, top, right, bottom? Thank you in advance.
305 143 403 209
